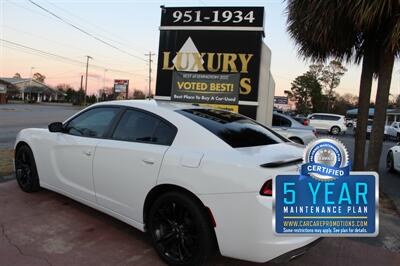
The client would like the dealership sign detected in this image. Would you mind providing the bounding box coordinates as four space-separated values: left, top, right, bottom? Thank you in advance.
114 79 129 93
155 6 264 117
274 96 288 105
273 138 379 236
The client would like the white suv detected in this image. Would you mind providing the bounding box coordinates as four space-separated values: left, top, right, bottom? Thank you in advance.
307 113 347 135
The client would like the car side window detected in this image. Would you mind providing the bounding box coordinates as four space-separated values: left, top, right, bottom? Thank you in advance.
272 114 291 127
153 121 177 145
65 107 119 138
112 109 177 145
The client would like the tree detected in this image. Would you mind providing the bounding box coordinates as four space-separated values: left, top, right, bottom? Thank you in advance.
286 0 379 171
320 60 347 111
97 87 114 102
351 1 400 171
33 72 46 83
56 83 73 92
133 89 146 99
332 93 358 115
13 73 21 78
287 72 323 114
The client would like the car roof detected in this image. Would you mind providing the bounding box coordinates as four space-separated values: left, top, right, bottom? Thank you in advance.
310 113 344 117
93 99 207 111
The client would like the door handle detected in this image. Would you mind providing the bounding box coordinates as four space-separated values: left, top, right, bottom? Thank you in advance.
83 150 92 156
142 158 155 165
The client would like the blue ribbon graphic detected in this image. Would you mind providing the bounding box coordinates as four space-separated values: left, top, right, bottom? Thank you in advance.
300 162 351 179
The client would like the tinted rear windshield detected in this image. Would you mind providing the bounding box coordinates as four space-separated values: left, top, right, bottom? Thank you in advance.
176 109 287 148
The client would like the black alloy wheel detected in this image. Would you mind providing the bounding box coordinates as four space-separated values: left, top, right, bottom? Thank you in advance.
147 191 216 265
15 145 40 192
387 151 396 173
330 126 341 135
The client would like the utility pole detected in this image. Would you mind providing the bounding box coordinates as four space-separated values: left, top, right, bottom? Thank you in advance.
84 55 92 106
103 69 108 90
145 51 155 99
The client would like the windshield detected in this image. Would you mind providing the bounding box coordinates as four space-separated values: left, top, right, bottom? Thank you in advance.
176 108 287 148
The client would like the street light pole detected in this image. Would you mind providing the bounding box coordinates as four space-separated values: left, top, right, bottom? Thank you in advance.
29 66 35 102
84 55 92 106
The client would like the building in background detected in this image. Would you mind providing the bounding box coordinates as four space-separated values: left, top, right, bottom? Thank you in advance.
0 77 65 102
346 108 400 126
0 79 19 104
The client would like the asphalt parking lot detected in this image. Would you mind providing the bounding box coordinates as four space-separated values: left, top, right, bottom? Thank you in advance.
1 103 400 266
0 103 80 149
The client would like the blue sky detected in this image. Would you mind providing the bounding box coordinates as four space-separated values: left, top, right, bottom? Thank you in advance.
1 0 399 100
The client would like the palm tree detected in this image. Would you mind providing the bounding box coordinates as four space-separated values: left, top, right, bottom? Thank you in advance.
346 0 400 171
286 0 378 170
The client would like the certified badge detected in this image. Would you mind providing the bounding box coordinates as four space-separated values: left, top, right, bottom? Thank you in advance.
301 138 351 181
273 137 378 237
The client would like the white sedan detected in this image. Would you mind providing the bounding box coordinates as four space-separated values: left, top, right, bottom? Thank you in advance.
272 112 317 145
387 144 400 173
14 100 318 265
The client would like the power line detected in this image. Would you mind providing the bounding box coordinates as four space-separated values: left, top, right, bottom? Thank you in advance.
0 39 146 77
41 0 148 52
1 24 140 64
27 0 147 62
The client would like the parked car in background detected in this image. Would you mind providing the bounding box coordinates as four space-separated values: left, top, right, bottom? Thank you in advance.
307 113 347 135
14 100 319 265
387 144 400 173
292 115 310 126
385 121 400 141
364 119 389 140
272 112 316 145
345 118 356 128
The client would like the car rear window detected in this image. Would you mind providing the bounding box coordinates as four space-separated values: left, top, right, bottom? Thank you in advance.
176 108 287 148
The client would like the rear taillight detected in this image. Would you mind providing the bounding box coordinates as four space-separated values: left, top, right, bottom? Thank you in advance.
260 179 273 196
304 119 309 126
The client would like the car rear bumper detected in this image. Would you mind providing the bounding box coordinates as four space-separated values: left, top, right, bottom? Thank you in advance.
199 192 319 263
271 237 322 263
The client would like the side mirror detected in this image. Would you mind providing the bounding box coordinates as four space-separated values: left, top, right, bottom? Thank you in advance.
48 122 64 133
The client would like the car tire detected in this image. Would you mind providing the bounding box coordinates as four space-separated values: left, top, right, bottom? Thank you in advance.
330 126 341 135
147 191 216 266
15 145 41 192
347 123 353 128
387 151 396 173
289 137 304 145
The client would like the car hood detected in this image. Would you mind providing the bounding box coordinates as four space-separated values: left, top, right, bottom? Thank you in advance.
235 142 304 166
